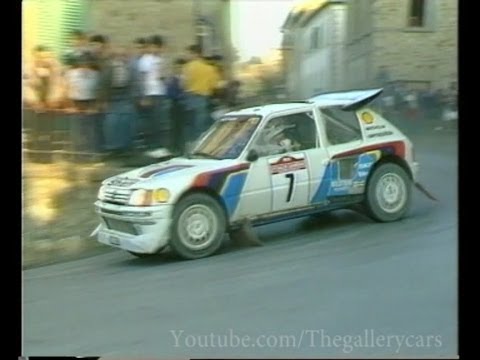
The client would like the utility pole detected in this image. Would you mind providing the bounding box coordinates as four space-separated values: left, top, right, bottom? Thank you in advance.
193 0 204 55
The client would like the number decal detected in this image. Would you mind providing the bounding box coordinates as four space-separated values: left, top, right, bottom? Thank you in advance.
285 173 295 202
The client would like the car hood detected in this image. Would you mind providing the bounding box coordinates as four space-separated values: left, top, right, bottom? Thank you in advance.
102 157 243 189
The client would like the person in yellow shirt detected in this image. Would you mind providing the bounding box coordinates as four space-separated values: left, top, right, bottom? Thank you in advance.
182 44 221 140
205 55 228 123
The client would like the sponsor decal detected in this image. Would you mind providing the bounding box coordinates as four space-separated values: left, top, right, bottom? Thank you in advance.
361 111 375 124
358 161 374 170
108 235 120 246
311 151 382 203
367 131 394 138
353 180 365 188
365 125 386 131
331 179 353 189
269 155 307 175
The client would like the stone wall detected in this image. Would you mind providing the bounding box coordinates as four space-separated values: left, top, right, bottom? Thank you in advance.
372 0 457 89
88 0 195 56
344 0 457 90
88 0 231 60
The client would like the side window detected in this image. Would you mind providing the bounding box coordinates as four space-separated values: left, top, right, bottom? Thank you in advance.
321 107 362 145
252 111 318 157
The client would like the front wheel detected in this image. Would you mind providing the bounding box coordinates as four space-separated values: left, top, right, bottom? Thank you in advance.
364 163 412 222
170 193 227 259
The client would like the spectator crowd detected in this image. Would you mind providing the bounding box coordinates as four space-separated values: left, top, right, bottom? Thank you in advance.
373 66 458 126
23 30 242 157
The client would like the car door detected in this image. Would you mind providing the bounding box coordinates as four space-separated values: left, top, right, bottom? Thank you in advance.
313 106 374 200
238 108 330 217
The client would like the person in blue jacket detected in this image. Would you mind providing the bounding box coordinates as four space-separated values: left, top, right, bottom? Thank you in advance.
167 58 187 154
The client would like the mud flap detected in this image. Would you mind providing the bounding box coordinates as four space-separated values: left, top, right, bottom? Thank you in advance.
229 219 264 247
90 224 101 238
415 182 438 201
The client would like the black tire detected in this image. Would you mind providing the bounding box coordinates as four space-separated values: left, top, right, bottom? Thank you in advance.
170 193 227 259
128 251 154 258
364 162 412 222
128 247 165 258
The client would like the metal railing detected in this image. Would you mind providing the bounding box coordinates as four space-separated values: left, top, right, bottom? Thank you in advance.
23 107 107 163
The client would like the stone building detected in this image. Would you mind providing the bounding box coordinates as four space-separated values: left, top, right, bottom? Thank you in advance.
345 0 457 90
281 0 348 98
280 0 458 95
89 0 232 60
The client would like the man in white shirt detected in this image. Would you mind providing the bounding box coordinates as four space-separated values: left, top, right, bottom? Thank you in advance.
64 53 100 154
138 35 170 149
65 62 98 102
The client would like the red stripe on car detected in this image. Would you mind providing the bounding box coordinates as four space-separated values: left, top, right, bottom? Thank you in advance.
192 163 251 188
332 141 406 159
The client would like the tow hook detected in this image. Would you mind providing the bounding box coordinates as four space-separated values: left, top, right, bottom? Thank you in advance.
90 224 101 238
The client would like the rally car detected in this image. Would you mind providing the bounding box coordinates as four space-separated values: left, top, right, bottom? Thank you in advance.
93 88 420 259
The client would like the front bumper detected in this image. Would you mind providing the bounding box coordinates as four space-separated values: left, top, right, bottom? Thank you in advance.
94 201 174 254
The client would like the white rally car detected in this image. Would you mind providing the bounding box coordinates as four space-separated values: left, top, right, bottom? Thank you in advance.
94 89 420 259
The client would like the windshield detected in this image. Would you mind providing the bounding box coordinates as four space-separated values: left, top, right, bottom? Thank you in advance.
191 115 262 159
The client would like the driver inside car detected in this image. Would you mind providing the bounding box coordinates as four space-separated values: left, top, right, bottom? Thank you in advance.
256 123 301 156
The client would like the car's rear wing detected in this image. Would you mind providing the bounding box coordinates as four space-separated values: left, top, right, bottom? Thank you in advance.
308 88 383 111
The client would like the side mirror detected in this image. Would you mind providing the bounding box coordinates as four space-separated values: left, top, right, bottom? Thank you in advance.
246 149 259 162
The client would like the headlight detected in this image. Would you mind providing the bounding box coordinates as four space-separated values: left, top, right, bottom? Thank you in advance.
128 188 171 206
153 188 171 203
98 186 106 201
129 189 153 206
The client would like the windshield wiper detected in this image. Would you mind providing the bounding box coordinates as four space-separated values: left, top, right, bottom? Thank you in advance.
188 151 221 160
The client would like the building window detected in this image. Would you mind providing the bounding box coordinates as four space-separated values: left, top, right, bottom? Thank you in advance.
408 0 426 27
310 27 319 50
309 26 324 50
349 0 360 40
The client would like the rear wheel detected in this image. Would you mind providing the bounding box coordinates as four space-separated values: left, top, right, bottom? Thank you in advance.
170 193 226 259
364 163 412 222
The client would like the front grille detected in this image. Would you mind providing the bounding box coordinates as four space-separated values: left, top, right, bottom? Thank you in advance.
106 177 139 187
103 217 138 235
103 187 132 205
99 208 151 217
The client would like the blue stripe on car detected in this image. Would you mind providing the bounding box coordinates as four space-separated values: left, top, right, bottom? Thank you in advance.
221 172 248 217
311 162 337 203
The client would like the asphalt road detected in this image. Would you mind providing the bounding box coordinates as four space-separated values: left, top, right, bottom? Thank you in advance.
23 127 458 358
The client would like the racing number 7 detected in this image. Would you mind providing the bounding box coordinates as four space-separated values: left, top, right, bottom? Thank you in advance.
285 173 295 202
